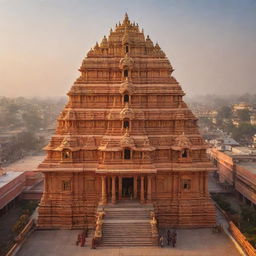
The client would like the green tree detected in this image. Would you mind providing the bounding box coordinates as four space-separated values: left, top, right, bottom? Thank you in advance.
236 109 250 122
217 106 232 119
22 109 42 131
232 123 256 141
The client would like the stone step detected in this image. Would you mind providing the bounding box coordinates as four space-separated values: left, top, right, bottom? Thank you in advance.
104 207 152 211
99 202 157 247
101 239 156 242
103 230 152 233
101 243 156 247
105 217 149 220
102 235 153 238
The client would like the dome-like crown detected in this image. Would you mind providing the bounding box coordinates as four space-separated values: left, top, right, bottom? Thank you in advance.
120 103 135 119
120 129 135 148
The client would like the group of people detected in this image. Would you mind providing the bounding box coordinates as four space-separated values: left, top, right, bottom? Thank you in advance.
159 230 177 248
76 229 88 247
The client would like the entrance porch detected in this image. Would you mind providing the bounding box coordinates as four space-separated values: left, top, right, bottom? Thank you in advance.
100 175 153 204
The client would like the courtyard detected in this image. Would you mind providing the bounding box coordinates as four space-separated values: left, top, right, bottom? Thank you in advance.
16 228 240 256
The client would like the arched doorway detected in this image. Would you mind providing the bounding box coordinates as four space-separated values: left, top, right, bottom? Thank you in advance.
122 177 133 198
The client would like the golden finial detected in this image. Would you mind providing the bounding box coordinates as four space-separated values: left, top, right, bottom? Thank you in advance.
122 12 130 26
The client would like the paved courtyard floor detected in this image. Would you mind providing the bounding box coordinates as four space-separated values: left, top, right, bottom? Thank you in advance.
17 228 240 256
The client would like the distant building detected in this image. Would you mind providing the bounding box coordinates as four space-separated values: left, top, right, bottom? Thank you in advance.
250 114 256 126
0 155 44 215
252 134 256 148
232 118 240 127
209 110 218 124
233 102 251 112
209 137 239 151
0 169 26 215
209 147 256 207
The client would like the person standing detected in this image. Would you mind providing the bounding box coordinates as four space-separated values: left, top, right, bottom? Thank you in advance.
159 235 164 248
167 230 172 246
172 230 177 248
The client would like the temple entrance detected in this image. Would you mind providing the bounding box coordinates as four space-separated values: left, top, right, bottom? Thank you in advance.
122 177 133 199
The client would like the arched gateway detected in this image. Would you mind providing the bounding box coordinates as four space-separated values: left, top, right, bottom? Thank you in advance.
37 13 216 231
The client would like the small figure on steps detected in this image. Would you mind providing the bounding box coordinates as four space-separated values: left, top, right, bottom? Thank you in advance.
159 235 164 247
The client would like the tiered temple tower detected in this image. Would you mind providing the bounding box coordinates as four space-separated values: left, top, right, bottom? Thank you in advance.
37 14 216 229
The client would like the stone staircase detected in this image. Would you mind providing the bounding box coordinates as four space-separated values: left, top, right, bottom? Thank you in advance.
99 201 158 247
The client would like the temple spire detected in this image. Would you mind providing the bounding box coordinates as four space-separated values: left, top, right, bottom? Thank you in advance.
122 12 130 26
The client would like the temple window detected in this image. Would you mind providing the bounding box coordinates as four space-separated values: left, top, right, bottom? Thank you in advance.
62 149 71 159
182 179 191 190
181 149 188 158
123 120 129 128
124 148 131 159
125 45 129 53
62 180 71 191
124 94 129 103
124 70 128 77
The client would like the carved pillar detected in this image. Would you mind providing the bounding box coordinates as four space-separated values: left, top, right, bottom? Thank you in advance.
134 176 137 199
112 176 116 204
107 176 111 198
101 176 107 204
140 176 145 203
204 172 208 195
118 176 122 200
147 176 152 203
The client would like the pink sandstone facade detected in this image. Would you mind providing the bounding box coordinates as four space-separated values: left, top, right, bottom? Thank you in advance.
37 14 216 229
210 148 256 205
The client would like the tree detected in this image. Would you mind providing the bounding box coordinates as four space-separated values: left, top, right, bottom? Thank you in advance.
22 109 43 131
236 109 250 123
232 123 256 142
217 106 232 119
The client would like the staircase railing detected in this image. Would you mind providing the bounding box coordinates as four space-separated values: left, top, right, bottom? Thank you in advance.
92 210 105 248
150 211 158 240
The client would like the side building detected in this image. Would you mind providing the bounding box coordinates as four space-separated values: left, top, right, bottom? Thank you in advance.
210 147 256 207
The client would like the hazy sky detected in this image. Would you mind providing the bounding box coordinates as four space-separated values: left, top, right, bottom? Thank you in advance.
0 0 256 98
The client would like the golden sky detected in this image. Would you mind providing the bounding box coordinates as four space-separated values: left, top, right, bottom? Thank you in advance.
0 0 256 97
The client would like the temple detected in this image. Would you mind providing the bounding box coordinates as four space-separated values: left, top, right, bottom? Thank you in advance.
37 13 216 233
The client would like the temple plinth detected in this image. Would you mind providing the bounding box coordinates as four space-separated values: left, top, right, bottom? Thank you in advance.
37 13 216 229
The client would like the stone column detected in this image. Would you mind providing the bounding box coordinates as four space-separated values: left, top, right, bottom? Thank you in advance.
140 176 145 203
118 176 122 200
101 176 107 204
107 176 111 198
112 176 116 204
134 176 137 199
204 172 208 194
147 176 152 203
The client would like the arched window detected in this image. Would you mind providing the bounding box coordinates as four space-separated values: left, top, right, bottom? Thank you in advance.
62 149 71 159
62 180 71 191
125 45 129 53
124 70 128 77
123 120 129 128
181 149 188 158
124 94 129 103
124 149 131 159
182 179 191 190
